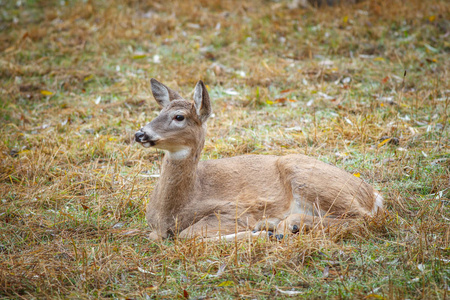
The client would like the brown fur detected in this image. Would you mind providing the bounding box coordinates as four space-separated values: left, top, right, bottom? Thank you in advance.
136 79 383 241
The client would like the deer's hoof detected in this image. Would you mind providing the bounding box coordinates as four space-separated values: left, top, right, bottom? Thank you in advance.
275 234 284 240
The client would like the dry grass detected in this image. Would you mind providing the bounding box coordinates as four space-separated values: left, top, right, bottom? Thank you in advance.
1 0 449 298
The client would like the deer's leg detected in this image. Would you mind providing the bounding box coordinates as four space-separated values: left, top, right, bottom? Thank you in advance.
148 231 162 241
177 213 238 239
252 217 281 232
177 214 272 241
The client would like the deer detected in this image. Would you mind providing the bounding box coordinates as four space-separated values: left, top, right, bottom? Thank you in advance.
135 78 384 241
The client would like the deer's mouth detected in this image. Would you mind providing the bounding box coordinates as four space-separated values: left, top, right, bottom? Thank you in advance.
141 141 156 148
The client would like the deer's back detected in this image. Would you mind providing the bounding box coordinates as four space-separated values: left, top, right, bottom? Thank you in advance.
196 154 376 217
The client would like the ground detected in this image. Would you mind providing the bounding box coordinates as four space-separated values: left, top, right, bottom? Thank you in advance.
0 0 449 298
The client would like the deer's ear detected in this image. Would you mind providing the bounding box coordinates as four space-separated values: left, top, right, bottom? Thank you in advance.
150 78 170 108
150 78 183 108
193 80 212 123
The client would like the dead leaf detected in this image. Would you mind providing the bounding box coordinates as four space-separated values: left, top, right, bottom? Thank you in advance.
224 89 239 96
275 286 304 296
60 211 74 220
40 90 53 96
218 280 234 287
377 138 392 148
138 267 155 275
322 266 330 278
132 54 147 59
382 158 396 164
262 60 272 73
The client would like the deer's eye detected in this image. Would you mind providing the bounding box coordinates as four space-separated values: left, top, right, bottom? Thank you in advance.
174 115 185 121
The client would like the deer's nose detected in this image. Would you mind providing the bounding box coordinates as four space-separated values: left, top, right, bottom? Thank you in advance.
135 131 147 142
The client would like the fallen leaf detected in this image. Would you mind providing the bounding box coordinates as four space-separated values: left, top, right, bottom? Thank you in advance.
285 126 302 132
121 229 140 235
112 222 124 229
424 43 438 53
382 158 396 164
322 266 330 278
216 264 226 276
344 117 353 126
146 285 158 291
417 264 425 272
318 92 334 100
262 60 272 73
218 280 234 287
138 267 155 274
5 46 15 53
40 90 53 96
275 286 304 296
60 211 74 220
377 138 392 148
353 172 360 178
224 89 239 96
132 54 147 59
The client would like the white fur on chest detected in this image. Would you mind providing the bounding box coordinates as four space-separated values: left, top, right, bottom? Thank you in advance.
167 148 191 160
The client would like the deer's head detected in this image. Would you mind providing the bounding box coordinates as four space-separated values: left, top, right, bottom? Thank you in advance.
135 79 212 158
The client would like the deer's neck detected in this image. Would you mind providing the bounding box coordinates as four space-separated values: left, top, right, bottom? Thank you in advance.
154 141 204 213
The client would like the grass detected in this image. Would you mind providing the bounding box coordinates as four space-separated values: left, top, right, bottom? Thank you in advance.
0 0 449 298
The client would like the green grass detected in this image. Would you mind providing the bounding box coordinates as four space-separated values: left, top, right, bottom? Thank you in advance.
0 0 449 298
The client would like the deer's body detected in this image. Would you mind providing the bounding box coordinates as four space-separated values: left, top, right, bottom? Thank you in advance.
136 79 383 241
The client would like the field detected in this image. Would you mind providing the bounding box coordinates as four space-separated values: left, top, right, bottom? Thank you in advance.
0 0 449 298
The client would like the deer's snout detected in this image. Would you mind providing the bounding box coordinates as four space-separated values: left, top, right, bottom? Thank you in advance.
135 130 155 148
135 131 147 142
